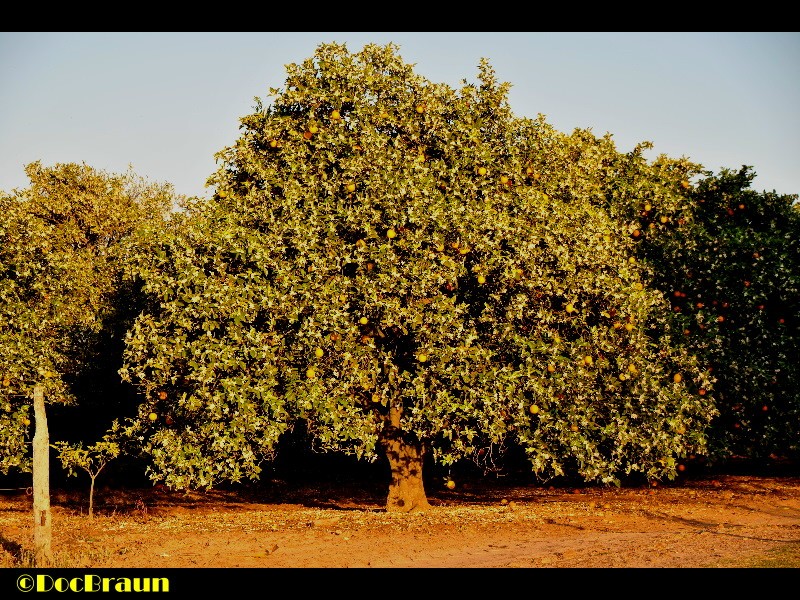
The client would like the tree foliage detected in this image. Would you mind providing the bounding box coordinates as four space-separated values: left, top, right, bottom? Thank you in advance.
120 43 717 508
0 162 173 474
633 166 800 460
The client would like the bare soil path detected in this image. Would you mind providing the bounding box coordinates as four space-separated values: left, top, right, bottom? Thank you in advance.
2 473 799 569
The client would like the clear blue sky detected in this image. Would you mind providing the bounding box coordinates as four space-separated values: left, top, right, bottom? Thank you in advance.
2 32 799 200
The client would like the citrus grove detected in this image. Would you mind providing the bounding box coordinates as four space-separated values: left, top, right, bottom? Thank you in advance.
1 43 796 513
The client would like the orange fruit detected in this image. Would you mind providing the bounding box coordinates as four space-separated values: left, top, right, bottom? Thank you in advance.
500 175 509 185
415 104 425 113
477 275 486 284
148 412 158 422
23 418 31 427
346 183 356 193
644 202 652 211
303 131 313 140
547 364 555 373
158 391 167 400
308 124 319 134
673 373 682 384
529 404 540 415
306 367 316 379
477 166 487 176
359 317 368 325
314 348 324 358
330 110 341 120
445 480 456 490
624 323 634 332
387 228 397 239
269 140 278 148
418 353 428 363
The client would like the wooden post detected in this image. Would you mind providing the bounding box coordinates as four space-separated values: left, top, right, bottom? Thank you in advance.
33 384 52 567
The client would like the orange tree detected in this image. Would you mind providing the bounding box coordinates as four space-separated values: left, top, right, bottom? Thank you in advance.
119 43 714 510
626 166 799 462
0 162 172 475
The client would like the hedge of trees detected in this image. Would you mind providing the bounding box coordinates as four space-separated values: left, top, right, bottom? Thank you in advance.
2 43 797 512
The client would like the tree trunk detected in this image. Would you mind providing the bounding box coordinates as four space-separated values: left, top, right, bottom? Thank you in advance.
89 476 96 520
380 406 431 513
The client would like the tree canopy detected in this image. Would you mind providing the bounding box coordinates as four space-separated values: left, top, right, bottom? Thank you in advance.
119 43 716 510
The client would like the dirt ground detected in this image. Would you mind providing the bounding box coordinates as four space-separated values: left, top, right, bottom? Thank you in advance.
2 469 800 570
